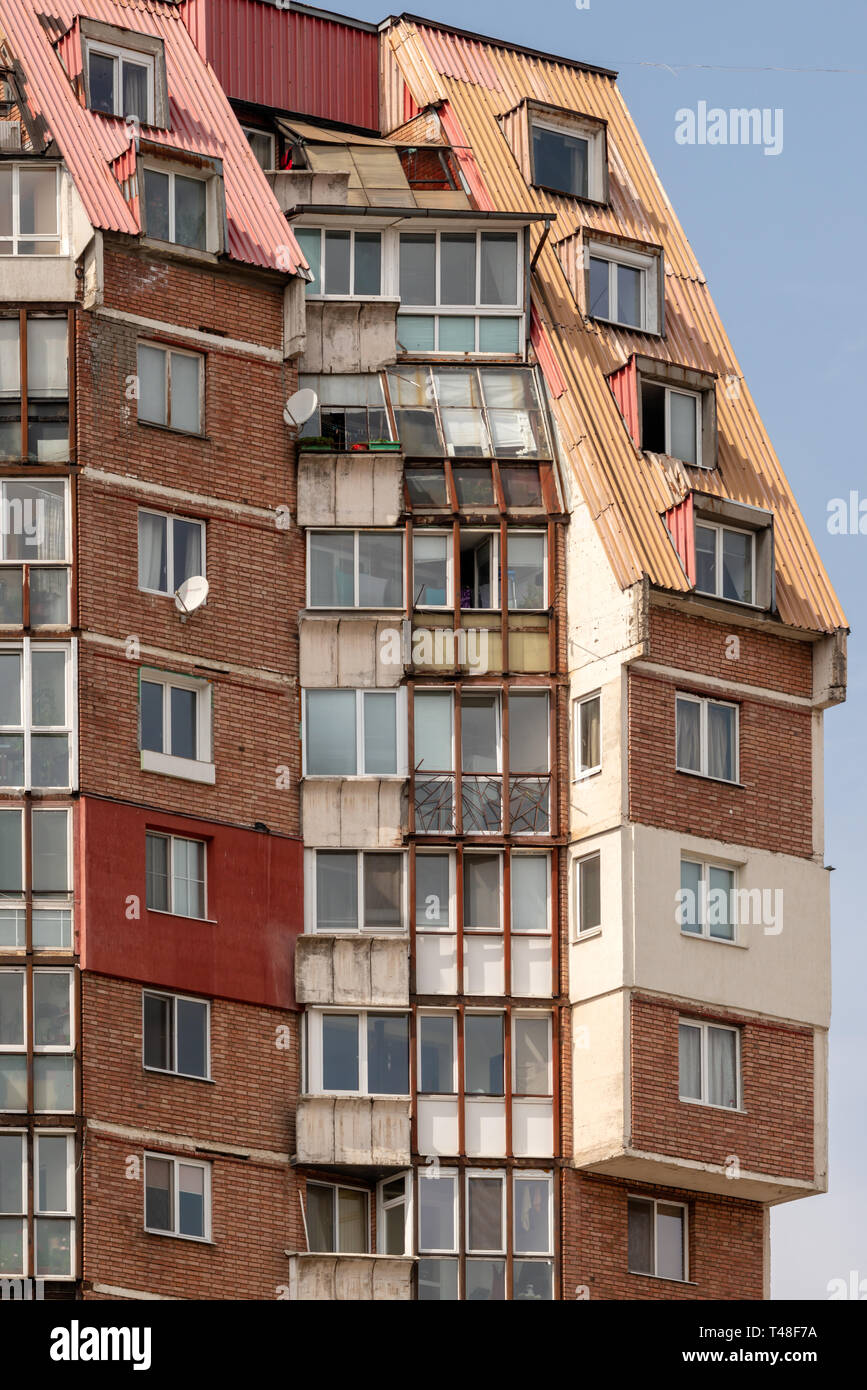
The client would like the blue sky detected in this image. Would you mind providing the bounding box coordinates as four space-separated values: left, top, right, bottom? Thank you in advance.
336 0 866 1296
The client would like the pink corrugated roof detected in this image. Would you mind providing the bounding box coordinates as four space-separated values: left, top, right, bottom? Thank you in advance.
0 0 303 274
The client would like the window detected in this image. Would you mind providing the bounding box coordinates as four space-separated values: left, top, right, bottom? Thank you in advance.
418 1012 456 1095
0 968 75 1113
413 533 451 608
575 853 601 935
310 850 404 933
0 316 69 463
695 522 755 605
628 1196 687 1281
377 1173 411 1256
0 479 70 626
512 1014 552 1096
242 126 275 171
139 670 214 783
0 1131 25 1275
574 693 601 777
397 231 522 355
137 344 203 435
86 41 155 123
308 1011 410 1096
306 1182 368 1253
298 374 392 450
0 806 72 951
145 833 206 919
303 689 404 777
679 1019 740 1109
295 228 382 298
641 381 701 467
144 1154 210 1240
587 243 660 333
464 1014 504 1096
676 693 738 783
143 167 211 251
387 366 550 459
0 641 75 789
507 532 546 610
679 859 736 942
0 166 60 256
308 531 403 608
459 530 498 610
531 113 606 201
143 990 209 1080
137 510 205 597
0 1131 75 1277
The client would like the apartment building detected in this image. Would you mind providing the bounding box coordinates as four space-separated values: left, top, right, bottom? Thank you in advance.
0 0 846 1302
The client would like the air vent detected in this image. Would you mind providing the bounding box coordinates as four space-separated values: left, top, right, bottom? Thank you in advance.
0 120 21 150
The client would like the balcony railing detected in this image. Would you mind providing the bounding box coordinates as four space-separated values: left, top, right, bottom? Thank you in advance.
414 774 551 835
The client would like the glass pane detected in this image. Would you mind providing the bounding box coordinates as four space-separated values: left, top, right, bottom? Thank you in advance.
33 971 70 1046
0 910 25 949
676 697 701 773
27 320 66 397
500 465 544 504
455 468 495 510
170 521 202 594
579 695 600 771
416 854 450 929
695 525 716 594
440 234 476 305
679 860 702 934
122 60 150 122
35 1218 71 1276
18 168 58 237
511 855 547 932
514 1259 554 1300
589 257 609 317
0 319 20 396
467 1175 504 1250
480 233 517 306
305 690 356 775
579 855 601 932
31 733 68 787
145 834 169 911
533 125 588 198
33 1055 73 1111
170 686 197 759
461 692 498 772
708 1026 738 1107
405 467 447 506
678 1023 702 1100
362 692 396 774
0 1055 26 1109
656 1204 685 1280
174 176 207 250
324 230 351 296
397 316 436 352
439 316 475 352
37 1134 67 1211
316 852 357 931
669 390 698 465
0 168 9 238
460 533 495 609
0 971 24 1044
419 1014 454 1092
137 344 166 426
4 480 66 563
0 650 21 724
441 408 489 458
383 1200 406 1255
171 838 205 918
322 1013 358 1090
418 1258 459 1300
464 1013 504 1095
306 1185 334 1251
418 1174 456 1251
0 1217 24 1275
353 232 381 296
145 1157 173 1230
617 264 642 327
707 702 736 782
708 866 735 941
399 234 436 304
143 168 170 242
463 854 500 930
138 511 168 591
169 353 200 433
507 533 545 609
514 1178 551 1253
176 998 208 1078
627 1198 653 1274
0 735 24 788
30 570 68 626
414 691 452 771
0 570 22 623
413 534 449 607
178 1164 205 1237
32 910 71 951
0 1132 23 1212
88 51 115 113
466 1258 505 1299
363 853 401 931
0 808 22 894
338 1189 367 1252
144 992 172 1070
295 229 321 296
366 1012 409 1094
32 809 67 892
514 1016 549 1094
509 692 548 774
31 649 65 725
310 532 354 607
358 532 402 607
722 529 753 603
140 680 163 753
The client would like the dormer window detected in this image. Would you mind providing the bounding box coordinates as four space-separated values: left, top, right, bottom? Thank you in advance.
529 108 607 203
608 356 717 470
585 237 663 335
87 41 154 123
641 382 701 467
242 126 276 171
141 153 225 255
695 521 754 605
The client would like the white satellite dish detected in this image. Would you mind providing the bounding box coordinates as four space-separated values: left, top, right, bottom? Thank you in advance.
174 575 209 615
283 387 318 428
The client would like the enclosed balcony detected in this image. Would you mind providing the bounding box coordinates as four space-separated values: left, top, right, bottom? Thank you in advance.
295 934 409 1008
295 1096 411 1167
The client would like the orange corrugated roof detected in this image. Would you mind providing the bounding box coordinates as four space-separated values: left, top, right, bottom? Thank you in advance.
384 17 846 635
0 0 304 274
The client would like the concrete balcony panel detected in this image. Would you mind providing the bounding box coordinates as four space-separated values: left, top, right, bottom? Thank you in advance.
297 453 402 527
285 1254 414 1300
296 1095 411 1166
0 256 77 301
268 169 351 210
300 617 404 689
302 778 406 848
576 1149 824 1204
301 299 399 374
295 933 409 1007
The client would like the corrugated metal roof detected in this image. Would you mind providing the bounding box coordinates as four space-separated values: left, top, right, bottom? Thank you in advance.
0 0 304 273
384 17 846 635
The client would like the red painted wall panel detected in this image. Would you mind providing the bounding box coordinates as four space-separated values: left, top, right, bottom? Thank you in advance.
78 797 303 1010
665 492 696 584
608 356 640 444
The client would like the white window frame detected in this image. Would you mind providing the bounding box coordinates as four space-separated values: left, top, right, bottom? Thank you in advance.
302 688 406 778
417 1166 459 1254
296 226 385 300
376 1171 413 1257
664 386 701 466
513 1170 554 1257
306 848 407 935
305 1181 370 1254
137 508 206 598
0 639 77 791
628 1194 689 1281
574 851 601 937
462 849 504 933
0 806 73 952
675 692 739 783
0 1128 26 1276
143 1152 211 1242
85 40 156 122
396 228 524 356
694 520 756 605
510 851 551 937
414 850 456 934
0 966 26 1054
679 857 738 944
530 116 606 202
142 989 211 1081
136 343 204 435
32 967 74 1055
586 242 658 333
460 529 500 612
241 126 276 171
678 1017 742 1111
464 1169 507 1255
145 832 207 920
0 166 61 255
0 477 71 564
416 1008 458 1094
139 668 214 784
306 529 404 610
573 691 601 779
33 1130 75 1279
511 1012 553 1097
413 530 453 610
141 163 218 253
306 1008 411 1098
506 529 547 612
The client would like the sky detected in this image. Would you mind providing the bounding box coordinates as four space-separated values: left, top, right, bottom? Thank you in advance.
332 0 866 1297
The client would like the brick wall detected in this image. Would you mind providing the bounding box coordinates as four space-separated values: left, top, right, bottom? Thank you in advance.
630 994 814 1182
649 607 814 698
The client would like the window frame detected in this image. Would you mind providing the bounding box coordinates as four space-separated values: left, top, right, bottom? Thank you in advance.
376 1171 413 1257
136 342 204 436
694 519 757 606
529 113 607 203
306 1008 411 1098
141 988 211 1082
0 966 75 1115
0 165 61 256
141 161 221 255
396 228 524 357
0 805 74 952
679 857 738 944
145 831 207 921
302 687 407 779
675 691 739 784
143 1152 211 1242
465 1169 507 1256
307 849 407 935
306 529 404 611
136 508 206 599
574 851 602 937
627 1195 689 1282
678 1017 742 1111
138 667 214 784
586 242 659 333
511 1011 553 1098
33 1129 75 1278
305 1180 371 1254
0 638 77 791
85 39 156 124
295 226 385 300
241 126 276 171
417 1008 458 1094
573 691 601 779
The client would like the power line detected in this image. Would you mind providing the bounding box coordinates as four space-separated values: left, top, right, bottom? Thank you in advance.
620 60 867 75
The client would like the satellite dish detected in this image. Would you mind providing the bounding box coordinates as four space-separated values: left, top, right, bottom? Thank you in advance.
174 575 209 615
283 388 318 428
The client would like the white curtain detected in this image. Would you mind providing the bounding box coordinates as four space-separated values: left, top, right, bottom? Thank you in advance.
707 703 734 781
138 512 166 591
676 698 701 771
708 1027 738 1107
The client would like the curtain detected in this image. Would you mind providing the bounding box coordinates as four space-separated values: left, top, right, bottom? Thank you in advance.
708 1027 738 1107
676 697 701 771
138 511 166 592
678 1023 701 1099
707 702 734 781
